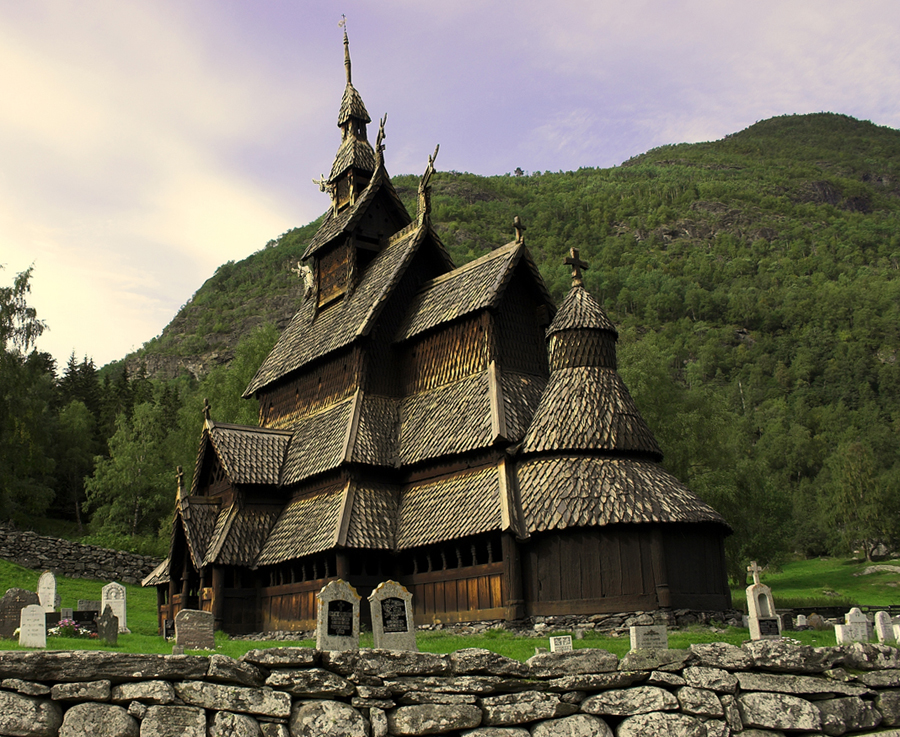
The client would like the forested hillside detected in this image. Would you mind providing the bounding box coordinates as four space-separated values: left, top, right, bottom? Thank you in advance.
3 113 898 577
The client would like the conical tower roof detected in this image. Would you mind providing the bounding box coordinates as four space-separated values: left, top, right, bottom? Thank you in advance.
329 29 375 182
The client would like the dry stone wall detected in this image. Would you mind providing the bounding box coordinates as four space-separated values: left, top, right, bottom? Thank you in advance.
3 640 900 736
0 527 161 585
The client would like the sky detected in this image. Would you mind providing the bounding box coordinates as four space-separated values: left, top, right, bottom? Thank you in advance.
2 1 899 369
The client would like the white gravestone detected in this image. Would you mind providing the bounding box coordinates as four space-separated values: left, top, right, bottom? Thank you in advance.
18 604 46 648
836 607 872 644
549 635 574 653
875 611 895 644
316 580 360 652
630 624 668 650
746 561 781 640
369 580 417 651
796 614 808 628
101 582 129 633
37 571 56 614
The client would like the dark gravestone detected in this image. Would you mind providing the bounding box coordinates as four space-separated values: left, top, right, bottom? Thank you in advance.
73 610 99 634
0 589 40 639
175 609 215 650
97 605 118 645
327 600 354 637
164 618 175 639
77 599 101 612
60 607 74 621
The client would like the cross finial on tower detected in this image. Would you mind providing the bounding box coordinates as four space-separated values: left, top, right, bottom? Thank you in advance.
203 398 212 422
747 560 762 586
565 248 589 287
514 215 526 244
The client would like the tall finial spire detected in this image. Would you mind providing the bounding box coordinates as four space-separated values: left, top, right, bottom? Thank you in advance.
565 248 589 287
341 16 351 85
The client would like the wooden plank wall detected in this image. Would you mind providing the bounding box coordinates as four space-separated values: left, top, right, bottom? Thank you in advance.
521 527 658 615
663 525 732 610
401 561 507 624
400 316 488 394
257 580 328 632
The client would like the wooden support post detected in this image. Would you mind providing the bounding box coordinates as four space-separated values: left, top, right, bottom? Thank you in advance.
650 528 672 608
335 551 349 581
211 566 225 631
501 533 525 620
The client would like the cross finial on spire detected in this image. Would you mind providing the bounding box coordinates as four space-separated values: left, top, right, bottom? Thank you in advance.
176 465 184 501
341 16 351 84
747 560 762 586
203 398 212 422
514 216 526 244
565 248 589 287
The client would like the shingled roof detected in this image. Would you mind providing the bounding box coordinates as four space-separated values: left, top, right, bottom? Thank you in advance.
547 284 618 336
395 240 553 343
177 496 220 570
206 424 292 486
395 466 503 549
516 456 730 533
203 503 281 568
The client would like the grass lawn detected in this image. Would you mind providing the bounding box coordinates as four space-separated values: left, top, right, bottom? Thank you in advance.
3 556 894 660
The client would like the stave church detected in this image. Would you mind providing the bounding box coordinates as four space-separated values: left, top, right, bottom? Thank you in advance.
144 32 732 634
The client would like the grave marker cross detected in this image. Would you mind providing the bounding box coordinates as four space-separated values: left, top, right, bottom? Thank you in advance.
747 560 762 586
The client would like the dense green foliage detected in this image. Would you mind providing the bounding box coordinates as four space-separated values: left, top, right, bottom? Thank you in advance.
3 113 899 580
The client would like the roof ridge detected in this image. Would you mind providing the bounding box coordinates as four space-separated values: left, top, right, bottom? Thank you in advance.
415 240 518 292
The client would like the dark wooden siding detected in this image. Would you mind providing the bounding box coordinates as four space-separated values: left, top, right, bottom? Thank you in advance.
258 348 359 429
521 527 657 615
496 275 549 377
259 580 325 632
663 525 731 610
400 562 507 624
318 241 350 307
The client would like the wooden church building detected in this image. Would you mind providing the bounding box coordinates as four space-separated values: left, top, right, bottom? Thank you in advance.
145 33 732 634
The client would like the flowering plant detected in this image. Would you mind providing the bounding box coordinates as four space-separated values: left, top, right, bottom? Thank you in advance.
48 619 87 638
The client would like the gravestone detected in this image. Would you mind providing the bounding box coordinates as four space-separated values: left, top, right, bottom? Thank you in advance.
746 561 781 640
875 611 895 644
836 607 872 644
0 588 40 639
778 611 794 631
60 607 74 621
807 612 827 631
101 582 128 633
316 579 360 651
73 610 99 634
78 599 101 611
174 609 215 650
164 618 175 639
630 624 668 650
37 571 56 614
796 614 808 628
549 635 574 653
97 605 119 646
19 604 46 648
369 580 417 651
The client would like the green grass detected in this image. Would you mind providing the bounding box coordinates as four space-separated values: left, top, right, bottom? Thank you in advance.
729 556 900 611
1 556 888 658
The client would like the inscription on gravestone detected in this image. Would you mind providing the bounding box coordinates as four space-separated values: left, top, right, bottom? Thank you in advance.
382 597 407 633
327 600 353 637
630 624 668 651
549 635 574 653
175 609 215 650
757 618 780 636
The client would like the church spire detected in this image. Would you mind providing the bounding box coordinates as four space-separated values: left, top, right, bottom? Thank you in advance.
328 23 376 211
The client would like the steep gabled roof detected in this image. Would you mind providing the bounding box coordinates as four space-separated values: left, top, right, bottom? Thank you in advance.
302 163 411 260
521 367 662 458
516 456 730 533
202 503 281 568
280 396 357 485
245 220 427 397
206 424 292 485
176 496 220 569
394 240 554 343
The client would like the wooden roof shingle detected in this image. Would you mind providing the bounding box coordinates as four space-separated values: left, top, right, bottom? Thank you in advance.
203 503 281 568
344 481 399 550
521 367 662 459
398 372 493 466
255 482 347 565
395 466 503 549
351 394 399 466
177 496 220 570
280 397 356 486
516 456 730 533
547 284 617 336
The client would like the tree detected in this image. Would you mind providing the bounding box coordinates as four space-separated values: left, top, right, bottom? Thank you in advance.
55 400 97 532
0 267 55 524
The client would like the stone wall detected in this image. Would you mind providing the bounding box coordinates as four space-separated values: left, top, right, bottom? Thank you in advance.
3 640 900 736
0 527 162 585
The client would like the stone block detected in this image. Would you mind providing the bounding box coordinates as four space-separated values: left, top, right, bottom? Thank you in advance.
59 702 137 737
